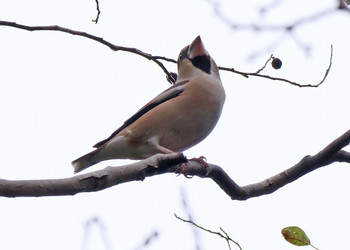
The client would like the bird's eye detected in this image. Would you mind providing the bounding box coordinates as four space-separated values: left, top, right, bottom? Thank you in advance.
178 46 189 62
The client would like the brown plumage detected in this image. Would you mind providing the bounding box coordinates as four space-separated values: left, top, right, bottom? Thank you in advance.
72 36 225 173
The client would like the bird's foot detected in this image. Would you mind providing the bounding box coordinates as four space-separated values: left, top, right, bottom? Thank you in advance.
177 156 209 178
188 156 208 165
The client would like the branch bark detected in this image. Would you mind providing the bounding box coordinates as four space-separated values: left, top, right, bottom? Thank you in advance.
0 130 349 199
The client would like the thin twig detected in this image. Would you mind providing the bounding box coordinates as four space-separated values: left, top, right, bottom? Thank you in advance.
0 20 332 87
206 0 348 54
133 231 159 250
82 216 113 250
92 0 101 24
255 54 273 74
174 214 242 250
0 21 176 83
219 44 333 88
180 189 202 250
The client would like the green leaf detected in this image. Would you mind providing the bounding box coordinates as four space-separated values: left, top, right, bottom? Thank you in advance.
281 226 311 246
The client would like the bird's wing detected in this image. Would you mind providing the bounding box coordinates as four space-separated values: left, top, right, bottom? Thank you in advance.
93 80 190 148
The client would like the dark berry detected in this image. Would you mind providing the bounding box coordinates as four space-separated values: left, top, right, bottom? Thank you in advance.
272 58 282 69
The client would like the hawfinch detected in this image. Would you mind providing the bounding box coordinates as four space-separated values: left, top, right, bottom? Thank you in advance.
72 36 225 173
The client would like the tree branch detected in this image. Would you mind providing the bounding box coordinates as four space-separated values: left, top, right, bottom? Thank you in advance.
0 20 332 87
0 20 345 199
174 213 242 250
219 44 333 88
202 130 350 200
0 21 176 83
0 130 349 199
92 0 101 24
205 0 349 55
0 153 187 197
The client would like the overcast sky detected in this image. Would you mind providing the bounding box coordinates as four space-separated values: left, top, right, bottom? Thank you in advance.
0 0 349 249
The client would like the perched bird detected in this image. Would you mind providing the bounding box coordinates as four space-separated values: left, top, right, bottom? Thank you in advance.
72 36 225 173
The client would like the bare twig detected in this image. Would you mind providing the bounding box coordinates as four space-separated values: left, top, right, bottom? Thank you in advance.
210 1 342 31
82 216 113 250
205 0 349 54
133 231 159 250
219 44 333 88
258 0 283 17
174 213 242 250
0 21 176 83
180 189 202 250
92 0 101 24
255 54 273 74
0 20 332 87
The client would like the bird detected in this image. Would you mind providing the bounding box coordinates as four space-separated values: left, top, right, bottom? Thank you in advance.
72 36 225 173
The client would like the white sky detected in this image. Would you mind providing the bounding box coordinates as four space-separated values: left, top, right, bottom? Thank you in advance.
0 0 349 249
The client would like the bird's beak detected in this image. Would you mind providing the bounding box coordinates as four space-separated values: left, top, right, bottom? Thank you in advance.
188 36 208 59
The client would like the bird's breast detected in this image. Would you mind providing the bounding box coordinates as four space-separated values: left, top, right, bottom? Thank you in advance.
122 76 225 156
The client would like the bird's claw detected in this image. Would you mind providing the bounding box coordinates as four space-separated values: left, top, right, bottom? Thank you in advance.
176 156 209 178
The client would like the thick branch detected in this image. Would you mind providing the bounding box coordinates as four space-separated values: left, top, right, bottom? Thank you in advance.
0 130 349 199
0 153 187 197
203 130 350 200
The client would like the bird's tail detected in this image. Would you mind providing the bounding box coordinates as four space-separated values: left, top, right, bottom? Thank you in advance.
72 147 103 174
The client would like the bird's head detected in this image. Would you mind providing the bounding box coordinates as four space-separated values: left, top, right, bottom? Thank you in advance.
176 36 220 82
